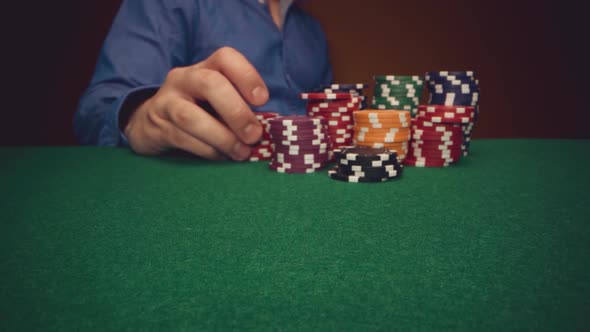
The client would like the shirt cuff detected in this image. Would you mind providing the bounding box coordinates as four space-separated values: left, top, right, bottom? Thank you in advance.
112 85 160 146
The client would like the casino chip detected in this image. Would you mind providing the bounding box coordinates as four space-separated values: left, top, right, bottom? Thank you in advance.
328 146 403 183
371 75 424 117
249 112 279 162
313 83 368 109
267 115 330 173
425 71 480 156
403 105 477 167
352 110 412 161
301 86 368 153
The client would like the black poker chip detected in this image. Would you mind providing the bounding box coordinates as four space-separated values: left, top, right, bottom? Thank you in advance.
328 167 389 183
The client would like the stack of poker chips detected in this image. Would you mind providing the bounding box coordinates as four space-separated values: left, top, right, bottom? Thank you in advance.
249 112 279 162
267 116 330 173
425 71 480 155
404 105 476 167
328 146 403 183
352 110 412 161
301 92 359 151
314 83 368 109
371 75 424 117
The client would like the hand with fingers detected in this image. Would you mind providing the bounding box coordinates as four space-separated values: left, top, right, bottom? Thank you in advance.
124 47 269 161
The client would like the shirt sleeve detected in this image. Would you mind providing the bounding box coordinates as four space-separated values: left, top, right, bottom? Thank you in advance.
74 0 196 146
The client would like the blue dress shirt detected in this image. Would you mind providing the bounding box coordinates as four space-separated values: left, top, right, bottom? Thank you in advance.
74 0 333 146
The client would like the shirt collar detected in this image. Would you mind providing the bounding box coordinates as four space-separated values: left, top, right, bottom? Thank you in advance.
257 0 294 27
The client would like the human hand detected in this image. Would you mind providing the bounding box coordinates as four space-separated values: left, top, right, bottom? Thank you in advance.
124 47 269 160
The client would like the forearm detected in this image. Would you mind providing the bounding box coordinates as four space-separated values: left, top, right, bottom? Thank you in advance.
74 83 159 146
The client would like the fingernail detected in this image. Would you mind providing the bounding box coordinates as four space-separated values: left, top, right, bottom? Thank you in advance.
252 86 268 101
233 142 251 160
243 123 254 136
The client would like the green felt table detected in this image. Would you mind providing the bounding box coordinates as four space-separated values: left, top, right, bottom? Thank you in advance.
1 139 589 331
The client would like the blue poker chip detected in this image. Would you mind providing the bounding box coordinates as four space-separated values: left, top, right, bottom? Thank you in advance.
426 71 477 80
319 83 368 90
428 84 480 95
428 77 478 85
428 94 478 107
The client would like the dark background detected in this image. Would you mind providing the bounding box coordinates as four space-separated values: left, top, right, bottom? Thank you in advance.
2 0 588 146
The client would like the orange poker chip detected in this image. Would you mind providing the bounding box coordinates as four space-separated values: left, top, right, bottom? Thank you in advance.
356 141 408 149
353 109 411 118
353 120 411 128
354 126 411 135
353 133 411 143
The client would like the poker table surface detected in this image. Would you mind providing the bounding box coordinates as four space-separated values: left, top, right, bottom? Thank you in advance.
1 139 589 331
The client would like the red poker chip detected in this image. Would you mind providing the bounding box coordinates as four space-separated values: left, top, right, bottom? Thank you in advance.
410 141 461 151
268 129 326 136
410 152 461 160
403 157 453 167
274 139 331 148
411 131 463 140
306 97 363 104
307 102 360 109
270 135 328 143
251 147 273 155
255 111 280 118
307 103 358 109
274 141 331 149
275 142 331 151
411 129 463 137
327 118 354 125
269 115 326 126
411 135 462 143
411 133 463 142
411 125 464 135
273 146 329 154
417 105 476 115
273 156 330 165
407 156 460 164
268 126 326 134
300 92 356 100
307 106 355 112
406 151 460 162
269 163 327 174
416 113 473 124
269 132 327 141
408 147 462 159
329 135 353 142
307 111 354 119
412 117 464 126
274 154 330 163
270 158 329 167
310 115 353 123
409 147 462 157
416 109 475 120
327 128 354 135
407 153 461 163
269 123 326 131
